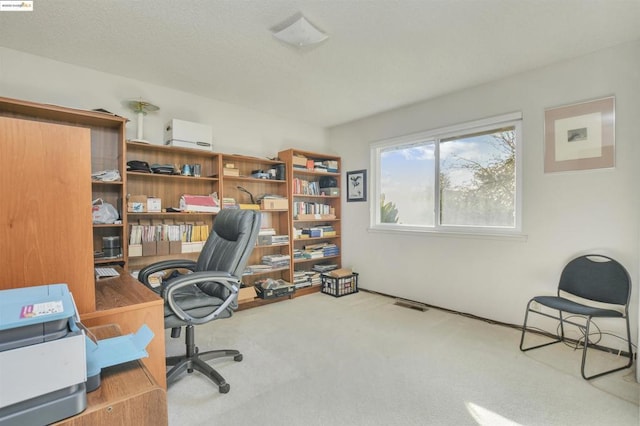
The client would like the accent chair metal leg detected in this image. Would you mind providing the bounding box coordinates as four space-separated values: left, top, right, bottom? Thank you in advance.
581 315 635 380
520 300 563 352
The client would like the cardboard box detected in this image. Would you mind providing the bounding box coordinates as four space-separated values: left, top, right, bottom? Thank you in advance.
129 244 142 257
223 167 240 176
237 286 257 303
142 241 156 256
260 198 288 210
147 197 162 213
320 187 339 196
169 241 182 254
127 195 147 213
156 240 169 256
292 154 307 167
165 119 213 151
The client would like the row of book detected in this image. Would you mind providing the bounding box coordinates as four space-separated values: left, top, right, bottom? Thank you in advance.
129 223 210 244
262 254 290 268
243 253 291 275
293 201 333 217
293 243 339 260
292 178 322 195
293 159 338 173
294 225 336 239
293 270 322 288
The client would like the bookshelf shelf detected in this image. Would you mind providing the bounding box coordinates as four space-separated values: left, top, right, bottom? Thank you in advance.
126 143 221 270
293 254 341 265
127 171 219 182
220 154 290 289
278 149 342 293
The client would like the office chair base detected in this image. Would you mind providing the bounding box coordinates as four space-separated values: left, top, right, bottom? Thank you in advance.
166 325 243 393
166 355 231 393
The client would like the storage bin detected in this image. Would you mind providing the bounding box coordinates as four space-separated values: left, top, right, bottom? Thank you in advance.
321 272 359 297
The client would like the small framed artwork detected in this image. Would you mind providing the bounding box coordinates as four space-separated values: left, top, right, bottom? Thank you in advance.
346 169 367 202
544 96 615 173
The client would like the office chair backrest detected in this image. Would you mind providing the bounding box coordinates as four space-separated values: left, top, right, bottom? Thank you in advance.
196 209 261 277
558 255 631 306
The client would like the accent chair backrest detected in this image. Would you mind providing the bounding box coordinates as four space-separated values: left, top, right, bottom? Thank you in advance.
558 255 631 306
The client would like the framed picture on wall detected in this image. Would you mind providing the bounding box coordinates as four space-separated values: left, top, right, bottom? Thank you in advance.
346 169 367 202
544 96 615 173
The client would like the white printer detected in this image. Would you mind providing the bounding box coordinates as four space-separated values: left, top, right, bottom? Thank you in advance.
0 284 153 426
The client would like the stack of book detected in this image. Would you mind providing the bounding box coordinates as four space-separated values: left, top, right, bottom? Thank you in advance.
313 161 328 172
323 244 339 257
261 254 290 268
302 244 325 259
313 263 338 273
302 227 321 238
223 163 239 176
322 160 339 173
293 249 305 260
316 224 336 237
244 264 273 274
271 235 289 245
222 197 238 209
293 270 312 288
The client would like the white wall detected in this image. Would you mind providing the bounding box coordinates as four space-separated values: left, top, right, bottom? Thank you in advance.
0 47 325 156
328 40 640 353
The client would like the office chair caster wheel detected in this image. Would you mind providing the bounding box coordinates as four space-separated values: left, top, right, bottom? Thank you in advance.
234 354 243 362
219 383 230 394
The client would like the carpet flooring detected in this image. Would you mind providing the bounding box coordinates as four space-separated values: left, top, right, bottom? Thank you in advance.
165 291 639 425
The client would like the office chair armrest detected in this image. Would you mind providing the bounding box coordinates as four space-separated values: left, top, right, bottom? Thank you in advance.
138 259 199 289
163 271 241 325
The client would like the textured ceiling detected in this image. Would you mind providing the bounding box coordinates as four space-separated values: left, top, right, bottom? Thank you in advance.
1 1 639 127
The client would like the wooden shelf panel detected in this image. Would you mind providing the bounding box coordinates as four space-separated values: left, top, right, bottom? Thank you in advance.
127 140 218 157
293 193 339 199
293 255 340 264
92 180 124 186
127 171 218 182
293 235 340 242
292 169 340 178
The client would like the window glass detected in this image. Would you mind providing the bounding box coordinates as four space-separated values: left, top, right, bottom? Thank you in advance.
439 127 516 227
380 142 435 225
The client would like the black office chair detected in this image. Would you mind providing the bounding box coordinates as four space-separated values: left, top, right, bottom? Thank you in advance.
519 254 633 380
138 209 260 393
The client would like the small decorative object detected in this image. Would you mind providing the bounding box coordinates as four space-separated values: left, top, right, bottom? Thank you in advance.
126 99 159 144
346 169 367 202
544 96 615 173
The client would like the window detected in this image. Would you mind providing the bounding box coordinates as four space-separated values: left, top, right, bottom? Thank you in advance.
370 112 522 235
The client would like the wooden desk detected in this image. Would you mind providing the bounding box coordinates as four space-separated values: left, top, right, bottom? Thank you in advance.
81 268 167 389
53 325 167 426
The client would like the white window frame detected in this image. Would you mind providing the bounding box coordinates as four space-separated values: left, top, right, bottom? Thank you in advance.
369 112 524 239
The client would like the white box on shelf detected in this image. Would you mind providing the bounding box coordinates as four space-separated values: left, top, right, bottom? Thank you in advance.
147 197 162 212
165 119 213 151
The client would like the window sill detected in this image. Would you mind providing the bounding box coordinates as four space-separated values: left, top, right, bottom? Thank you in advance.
368 226 528 242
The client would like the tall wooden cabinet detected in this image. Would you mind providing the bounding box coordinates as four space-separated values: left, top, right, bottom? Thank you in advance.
0 115 96 313
0 96 166 389
0 97 128 271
